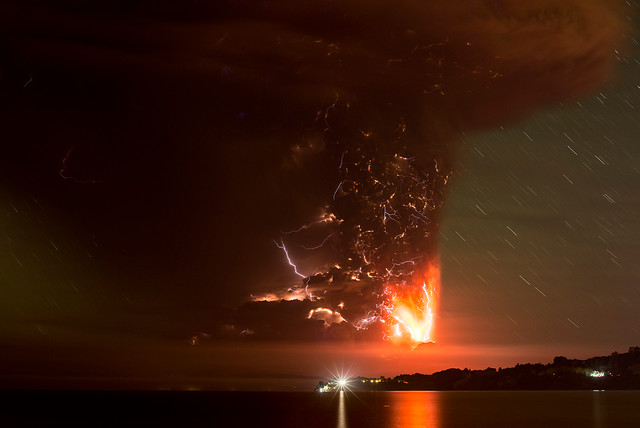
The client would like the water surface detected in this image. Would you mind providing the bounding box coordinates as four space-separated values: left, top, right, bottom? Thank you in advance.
2 390 639 427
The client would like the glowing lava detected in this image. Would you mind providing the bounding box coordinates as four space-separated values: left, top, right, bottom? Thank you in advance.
383 262 439 348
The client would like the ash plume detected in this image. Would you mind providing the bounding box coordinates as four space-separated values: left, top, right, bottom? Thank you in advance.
0 0 625 342
244 0 625 339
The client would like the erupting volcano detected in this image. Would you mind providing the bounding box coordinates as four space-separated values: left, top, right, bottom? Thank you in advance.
0 0 634 395
259 101 451 346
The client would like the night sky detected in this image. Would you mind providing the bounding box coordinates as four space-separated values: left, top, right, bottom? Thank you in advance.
0 0 638 390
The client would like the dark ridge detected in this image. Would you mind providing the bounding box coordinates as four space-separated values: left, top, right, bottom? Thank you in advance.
340 346 640 391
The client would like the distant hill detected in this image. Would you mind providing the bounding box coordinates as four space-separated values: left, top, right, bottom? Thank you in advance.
347 346 640 391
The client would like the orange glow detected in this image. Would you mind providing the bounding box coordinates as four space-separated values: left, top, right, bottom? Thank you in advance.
389 392 441 427
383 262 439 348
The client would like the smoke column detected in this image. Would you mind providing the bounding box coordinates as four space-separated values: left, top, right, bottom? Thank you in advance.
247 0 624 345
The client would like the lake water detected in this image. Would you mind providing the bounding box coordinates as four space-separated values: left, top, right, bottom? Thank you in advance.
2 390 639 427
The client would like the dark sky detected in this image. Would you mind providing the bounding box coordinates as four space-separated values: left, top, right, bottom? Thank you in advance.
0 0 637 390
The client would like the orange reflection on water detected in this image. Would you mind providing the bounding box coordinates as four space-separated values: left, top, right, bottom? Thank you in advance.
389 391 441 428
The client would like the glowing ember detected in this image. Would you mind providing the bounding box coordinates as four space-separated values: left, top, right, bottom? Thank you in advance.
383 262 439 348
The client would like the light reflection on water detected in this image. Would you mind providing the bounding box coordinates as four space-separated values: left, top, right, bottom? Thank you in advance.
4 390 640 427
337 390 347 428
331 390 640 428
388 391 440 428
592 390 604 428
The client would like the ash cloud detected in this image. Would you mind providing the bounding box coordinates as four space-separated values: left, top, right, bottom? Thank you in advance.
233 0 624 340
0 0 625 343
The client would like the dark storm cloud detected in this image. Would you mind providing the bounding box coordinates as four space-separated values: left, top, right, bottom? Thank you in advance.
0 0 624 348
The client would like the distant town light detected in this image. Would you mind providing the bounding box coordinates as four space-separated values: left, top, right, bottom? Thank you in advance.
588 370 605 378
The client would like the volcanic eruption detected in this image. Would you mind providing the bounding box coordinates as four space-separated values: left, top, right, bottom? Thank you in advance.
234 0 625 347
